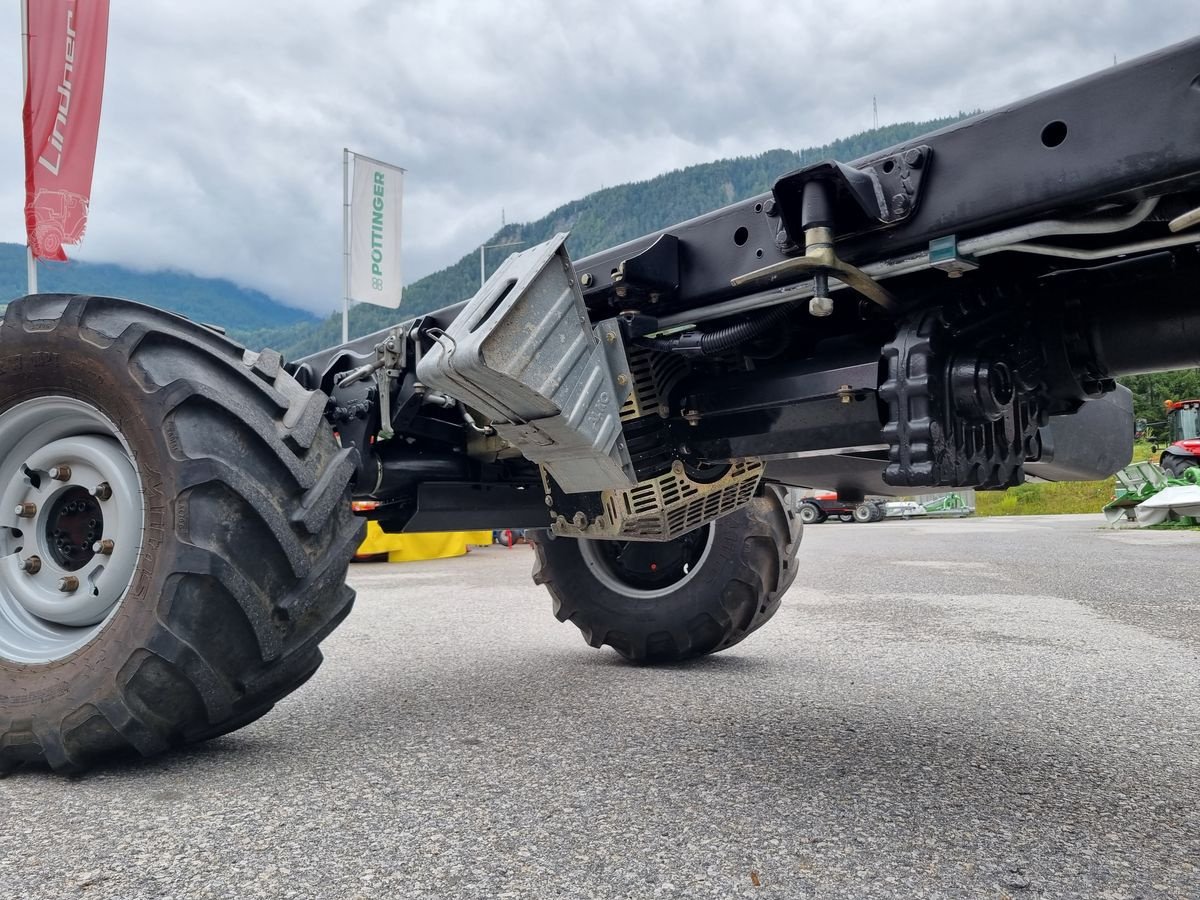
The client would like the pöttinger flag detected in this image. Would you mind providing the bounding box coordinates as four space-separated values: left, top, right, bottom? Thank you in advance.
23 0 110 262
349 153 404 309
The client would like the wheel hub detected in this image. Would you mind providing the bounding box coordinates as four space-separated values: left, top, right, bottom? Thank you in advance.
45 486 104 571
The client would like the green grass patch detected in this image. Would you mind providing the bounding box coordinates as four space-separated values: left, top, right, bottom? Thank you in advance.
975 441 1158 517
975 479 1116 517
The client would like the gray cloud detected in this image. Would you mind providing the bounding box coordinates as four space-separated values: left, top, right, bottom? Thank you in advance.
0 0 1189 313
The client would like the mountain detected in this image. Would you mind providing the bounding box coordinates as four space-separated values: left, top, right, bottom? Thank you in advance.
263 115 974 360
0 243 316 338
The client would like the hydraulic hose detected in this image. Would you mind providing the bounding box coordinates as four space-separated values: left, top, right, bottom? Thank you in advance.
636 301 801 357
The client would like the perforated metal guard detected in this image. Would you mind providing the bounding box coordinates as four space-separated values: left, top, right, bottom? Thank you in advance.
551 458 764 541
619 348 688 422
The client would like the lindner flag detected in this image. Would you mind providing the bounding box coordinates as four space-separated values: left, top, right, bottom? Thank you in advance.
349 155 404 308
23 0 110 262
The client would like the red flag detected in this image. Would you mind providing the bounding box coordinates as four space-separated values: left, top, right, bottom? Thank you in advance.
23 0 110 262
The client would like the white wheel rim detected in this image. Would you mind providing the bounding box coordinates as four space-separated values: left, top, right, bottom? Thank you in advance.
577 524 716 600
0 397 143 663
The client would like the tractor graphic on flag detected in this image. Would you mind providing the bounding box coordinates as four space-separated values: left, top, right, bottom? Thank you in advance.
27 189 90 262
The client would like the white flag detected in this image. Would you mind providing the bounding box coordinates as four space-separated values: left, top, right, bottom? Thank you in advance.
349 154 404 308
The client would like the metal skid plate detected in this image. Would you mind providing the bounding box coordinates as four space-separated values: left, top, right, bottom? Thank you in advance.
547 458 764 541
415 234 636 494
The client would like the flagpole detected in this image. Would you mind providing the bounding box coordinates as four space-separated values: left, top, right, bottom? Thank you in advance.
20 0 36 295
342 148 351 344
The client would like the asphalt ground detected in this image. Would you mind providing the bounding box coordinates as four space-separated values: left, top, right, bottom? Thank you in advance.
2 513 1199 899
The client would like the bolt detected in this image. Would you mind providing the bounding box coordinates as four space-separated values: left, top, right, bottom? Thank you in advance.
49 464 72 481
903 147 925 169
14 502 36 518
763 199 778 217
682 408 702 427
809 296 834 317
544 495 554 507
20 555 41 575
837 384 854 404
580 273 594 288
91 482 112 501
616 373 628 386
93 539 114 555
614 285 629 299
605 331 617 343
58 575 79 592
572 511 588 528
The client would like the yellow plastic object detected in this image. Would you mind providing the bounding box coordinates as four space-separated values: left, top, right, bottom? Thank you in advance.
355 522 494 562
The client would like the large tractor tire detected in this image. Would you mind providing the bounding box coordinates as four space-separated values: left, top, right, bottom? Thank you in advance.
0 295 363 773
1161 452 1200 480
530 486 800 663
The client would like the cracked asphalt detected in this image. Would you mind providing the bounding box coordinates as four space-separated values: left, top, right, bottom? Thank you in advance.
2 513 1198 899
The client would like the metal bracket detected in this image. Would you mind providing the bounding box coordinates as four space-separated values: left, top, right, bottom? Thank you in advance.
730 225 897 311
612 233 680 298
928 235 980 278
772 146 931 238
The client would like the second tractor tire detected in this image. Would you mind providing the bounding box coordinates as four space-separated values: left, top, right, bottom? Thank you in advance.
530 485 801 663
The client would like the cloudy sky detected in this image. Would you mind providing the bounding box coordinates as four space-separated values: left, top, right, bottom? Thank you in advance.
1 1 1190 315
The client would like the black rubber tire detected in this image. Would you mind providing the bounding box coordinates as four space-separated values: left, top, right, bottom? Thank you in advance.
797 502 823 525
530 485 801 663
0 295 363 773
1161 452 1200 479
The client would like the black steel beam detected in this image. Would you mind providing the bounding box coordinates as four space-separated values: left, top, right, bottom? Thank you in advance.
574 38 1200 313
378 482 550 534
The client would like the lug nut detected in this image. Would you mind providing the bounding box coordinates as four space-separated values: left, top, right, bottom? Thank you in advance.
93 539 114 555
14 502 36 518
91 482 112 501
58 576 79 592
19 555 41 575
48 464 72 481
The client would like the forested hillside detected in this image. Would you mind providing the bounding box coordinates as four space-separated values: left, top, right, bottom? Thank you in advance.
0 243 315 336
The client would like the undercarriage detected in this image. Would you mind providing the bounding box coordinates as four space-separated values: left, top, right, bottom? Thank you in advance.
296 38 1200 540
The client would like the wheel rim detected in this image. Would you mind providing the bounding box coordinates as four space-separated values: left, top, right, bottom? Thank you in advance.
0 397 143 663
799 506 818 524
853 505 872 522
578 523 715 599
